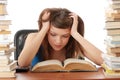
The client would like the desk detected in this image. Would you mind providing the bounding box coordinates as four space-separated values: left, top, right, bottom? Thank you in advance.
0 67 120 80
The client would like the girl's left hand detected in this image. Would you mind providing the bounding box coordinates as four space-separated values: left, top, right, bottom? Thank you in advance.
70 13 78 36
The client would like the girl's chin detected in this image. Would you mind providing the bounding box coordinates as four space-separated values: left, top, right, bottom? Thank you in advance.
53 48 62 51
52 47 63 51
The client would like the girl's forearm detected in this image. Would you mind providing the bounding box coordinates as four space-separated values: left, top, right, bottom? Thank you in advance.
73 32 104 65
18 28 48 67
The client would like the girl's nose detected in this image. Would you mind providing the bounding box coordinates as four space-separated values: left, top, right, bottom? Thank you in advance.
55 36 62 44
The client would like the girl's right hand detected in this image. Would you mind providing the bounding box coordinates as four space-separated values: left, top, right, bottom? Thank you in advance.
42 12 50 31
42 11 50 22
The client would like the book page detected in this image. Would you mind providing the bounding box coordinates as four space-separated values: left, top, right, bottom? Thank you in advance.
34 59 62 66
63 58 97 71
31 59 63 72
64 58 89 67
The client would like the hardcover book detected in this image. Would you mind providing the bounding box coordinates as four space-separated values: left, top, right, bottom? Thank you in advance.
31 58 97 72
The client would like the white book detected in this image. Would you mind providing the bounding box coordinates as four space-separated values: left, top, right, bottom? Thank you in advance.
0 41 13 46
107 35 120 41
0 20 11 25
0 54 11 60
0 34 11 40
109 0 120 4
104 39 120 47
110 3 120 9
0 47 15 55
0 70 16 78
0 59 12 65
105 21 120 27
102 53 120 62
0 0 7 4
0 61 17 72
105 61 120 70
0 15 5 20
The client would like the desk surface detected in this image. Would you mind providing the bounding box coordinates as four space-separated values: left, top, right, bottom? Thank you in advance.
0 67 120 80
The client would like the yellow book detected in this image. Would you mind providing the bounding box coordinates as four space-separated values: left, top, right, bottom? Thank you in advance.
0 20 11 25
0 4 7 15
0 46 10 51
0 30 11 34
0 47 15 55
0 42 12 48
106 29 120 36
102 63 120 78
31 58 97 72
0 25 9 30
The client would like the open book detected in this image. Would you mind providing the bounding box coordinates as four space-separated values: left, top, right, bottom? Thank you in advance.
31 58 97 72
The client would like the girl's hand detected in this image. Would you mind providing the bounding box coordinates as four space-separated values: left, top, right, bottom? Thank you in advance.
42 12 50 31
70 13 78 37
42 11 50 22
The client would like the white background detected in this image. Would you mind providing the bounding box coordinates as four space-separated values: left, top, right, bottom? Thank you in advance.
6 0 108 54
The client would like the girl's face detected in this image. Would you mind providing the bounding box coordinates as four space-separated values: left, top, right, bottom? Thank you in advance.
48 25 71 51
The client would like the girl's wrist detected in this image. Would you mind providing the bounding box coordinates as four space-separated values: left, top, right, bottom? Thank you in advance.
71 31 78 38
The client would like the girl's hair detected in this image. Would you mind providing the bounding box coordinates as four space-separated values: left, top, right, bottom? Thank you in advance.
38 8 84 60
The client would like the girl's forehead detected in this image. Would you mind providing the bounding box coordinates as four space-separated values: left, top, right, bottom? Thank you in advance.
49 25 71 34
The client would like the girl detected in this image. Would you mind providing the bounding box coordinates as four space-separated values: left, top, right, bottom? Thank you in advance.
18 8 103 67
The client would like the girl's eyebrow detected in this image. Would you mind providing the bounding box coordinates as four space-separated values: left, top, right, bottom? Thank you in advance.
50 31 70 35
63 33 70 35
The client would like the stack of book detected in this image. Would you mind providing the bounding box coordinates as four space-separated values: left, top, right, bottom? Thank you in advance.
0 0 17 78
102 0 120 78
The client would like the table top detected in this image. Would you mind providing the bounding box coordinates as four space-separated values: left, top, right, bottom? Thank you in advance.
0 67 120 80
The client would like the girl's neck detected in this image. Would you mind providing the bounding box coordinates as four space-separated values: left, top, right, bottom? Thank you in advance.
50 48 66 61
53 48 65 54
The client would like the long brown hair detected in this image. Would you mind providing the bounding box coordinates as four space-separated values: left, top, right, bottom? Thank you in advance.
38 8 84 60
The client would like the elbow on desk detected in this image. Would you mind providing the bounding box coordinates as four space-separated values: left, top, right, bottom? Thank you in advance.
94 57 104 66
18 58 30 67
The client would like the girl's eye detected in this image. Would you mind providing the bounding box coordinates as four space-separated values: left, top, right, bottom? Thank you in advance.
50 33 56 36
62 35 70 38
